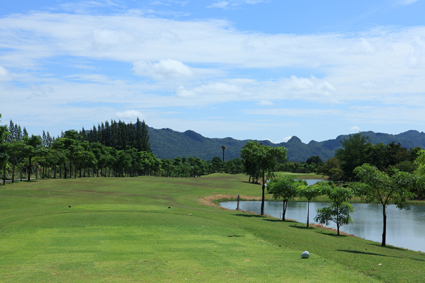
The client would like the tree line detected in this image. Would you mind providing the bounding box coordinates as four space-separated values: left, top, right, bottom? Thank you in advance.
0 115 247 183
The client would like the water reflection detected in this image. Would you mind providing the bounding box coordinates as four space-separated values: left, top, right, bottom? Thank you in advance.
220 200 425 252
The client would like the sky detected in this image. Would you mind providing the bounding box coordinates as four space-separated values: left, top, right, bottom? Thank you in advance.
1 0 425 144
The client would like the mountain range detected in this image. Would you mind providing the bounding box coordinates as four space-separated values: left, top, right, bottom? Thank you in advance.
148 126 425 162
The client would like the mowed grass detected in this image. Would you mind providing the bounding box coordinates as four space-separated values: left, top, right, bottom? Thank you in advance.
0 175 423 282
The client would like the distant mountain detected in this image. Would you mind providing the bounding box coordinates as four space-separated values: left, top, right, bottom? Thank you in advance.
148 126 425 162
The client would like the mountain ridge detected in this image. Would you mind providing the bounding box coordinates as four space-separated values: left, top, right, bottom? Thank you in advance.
148 126 425 162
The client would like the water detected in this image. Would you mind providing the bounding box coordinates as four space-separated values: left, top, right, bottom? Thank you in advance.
220 200 425 252
300 179 322 186
267 179 322 186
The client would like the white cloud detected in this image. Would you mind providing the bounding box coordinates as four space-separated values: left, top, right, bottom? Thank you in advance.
0 66 12 82
257 100 274 106
1 10 425 141
116 110 144 120
246 108 343 117
176 86 198 98
66 74 113 83
133 59 193 80
208 1 229 8
350 126 361 132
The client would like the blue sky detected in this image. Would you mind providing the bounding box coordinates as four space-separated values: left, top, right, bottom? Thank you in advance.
1 0 425 144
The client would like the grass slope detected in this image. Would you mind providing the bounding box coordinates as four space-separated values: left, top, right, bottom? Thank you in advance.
0 175 424 282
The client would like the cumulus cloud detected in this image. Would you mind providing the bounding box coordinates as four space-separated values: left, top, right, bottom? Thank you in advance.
116 110 144 120
350 126 361 132
0 66 12 82
133 59 193 80
283 136 292 142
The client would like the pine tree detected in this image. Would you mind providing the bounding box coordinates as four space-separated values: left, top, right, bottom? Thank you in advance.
127 122 135 149
46 131 52 147
104 121 111 147
111 120 119 149
141 121 151 152
16 125 22 141
135 118 143 151
8 120 14 142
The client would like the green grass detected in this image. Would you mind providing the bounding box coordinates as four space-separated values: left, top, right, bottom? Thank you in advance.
0 174 424 282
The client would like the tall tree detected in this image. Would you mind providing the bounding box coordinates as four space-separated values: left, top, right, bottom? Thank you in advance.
240 141 287 215
352 164 416 246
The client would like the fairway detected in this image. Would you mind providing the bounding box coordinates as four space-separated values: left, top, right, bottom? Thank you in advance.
0 175 424 282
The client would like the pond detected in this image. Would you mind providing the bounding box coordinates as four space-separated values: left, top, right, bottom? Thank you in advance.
219 200 425 252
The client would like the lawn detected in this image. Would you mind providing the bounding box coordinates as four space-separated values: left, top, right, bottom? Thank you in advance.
0 174 424 282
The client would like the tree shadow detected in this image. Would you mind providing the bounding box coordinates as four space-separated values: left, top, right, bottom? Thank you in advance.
232 213 264 218
263 219 283 222
315 230 348 237
338 249 425 262
367 243 411 252
239 180 261 185
288 224 314 230
338 249 388 257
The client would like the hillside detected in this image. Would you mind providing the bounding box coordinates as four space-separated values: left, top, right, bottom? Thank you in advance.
148 126 425 162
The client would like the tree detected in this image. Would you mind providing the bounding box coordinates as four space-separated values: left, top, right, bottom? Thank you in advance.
335 133 372 181
316 157 343 181
352 164 416 246
314 186 354 235
0 114 9 185
298 183 323 227
414 149 425 175
211 156 222 173
268 176 302 221
23 135 42 181
306 156 323 165
241 141 287 215
8 141 30 183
